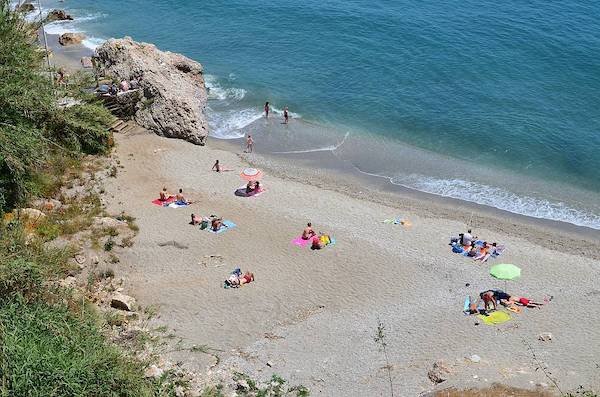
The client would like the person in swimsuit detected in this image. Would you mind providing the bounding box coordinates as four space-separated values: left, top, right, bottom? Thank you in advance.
240 272 254 285
264 102 270 118
508 296 544 308
190 213 201 225
211 217 224 232
474 242 490 261
283 107 289 124
246 180 256 194
175 189 189 204
302 223 316 240
254 181 261 192
246 134 254 153
311 235 323 250
159 187 172 201
212 160 221 172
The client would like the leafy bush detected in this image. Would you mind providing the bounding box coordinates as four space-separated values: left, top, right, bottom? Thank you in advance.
0 258 42 301
0 0 111 212
0 298 155 397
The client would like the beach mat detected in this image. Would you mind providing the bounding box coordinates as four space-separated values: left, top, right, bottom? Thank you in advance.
207 220 236 234
478 311 511 325
292 236 313 247
151 197 176 206
168 201 190 208
235 186 266 198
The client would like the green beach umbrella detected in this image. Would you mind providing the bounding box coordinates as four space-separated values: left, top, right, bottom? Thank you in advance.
489 263 521 281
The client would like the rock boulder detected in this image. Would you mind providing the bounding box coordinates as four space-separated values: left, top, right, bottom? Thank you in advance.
58 33 85 46
46 9 73 22
94 37 209 145
110 292 136 311
17 2 34 13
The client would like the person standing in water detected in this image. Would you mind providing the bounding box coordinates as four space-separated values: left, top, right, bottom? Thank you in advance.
264 102 270 118
246 134 254 153
283 106 289 124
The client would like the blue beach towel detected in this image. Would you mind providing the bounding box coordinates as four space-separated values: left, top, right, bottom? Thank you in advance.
207 220 236 234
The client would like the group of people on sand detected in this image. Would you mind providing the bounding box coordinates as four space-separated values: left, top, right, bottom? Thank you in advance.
450 229 503 263
245 180 262 194
190 214 228 232
301 222 333 250
468 289 545 315
242 103 290 153
159 187 190 204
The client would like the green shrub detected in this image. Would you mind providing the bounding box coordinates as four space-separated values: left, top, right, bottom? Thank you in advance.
0 1 111 212
0 298 154 397
0 258 42 301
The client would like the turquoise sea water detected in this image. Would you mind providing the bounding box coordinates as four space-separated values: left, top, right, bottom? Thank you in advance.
35 0 600 229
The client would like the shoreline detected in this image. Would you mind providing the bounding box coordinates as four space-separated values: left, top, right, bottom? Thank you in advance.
210 137 600 257
38 10 600 234
44 33 599 251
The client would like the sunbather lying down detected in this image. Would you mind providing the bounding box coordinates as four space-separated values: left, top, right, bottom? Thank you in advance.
469 290 545 314
224 270 254 288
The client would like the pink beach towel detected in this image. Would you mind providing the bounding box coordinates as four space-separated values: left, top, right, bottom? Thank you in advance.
292 236 313 247
151 197 176 206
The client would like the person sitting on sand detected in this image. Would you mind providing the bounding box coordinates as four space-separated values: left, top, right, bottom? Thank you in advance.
461 229 474 246
159 187 172 201
175 189 189 204
254 181 261 192
246 180 256 194
190 213 201 225
302 223 316 240
212 160 221 172
211 217 226 232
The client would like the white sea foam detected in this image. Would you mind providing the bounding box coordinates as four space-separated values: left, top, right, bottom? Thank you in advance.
355 170 600 230
205 75 246 101
270 106 301 119
208 108 264 139
271 132 350 154
42 11 106 50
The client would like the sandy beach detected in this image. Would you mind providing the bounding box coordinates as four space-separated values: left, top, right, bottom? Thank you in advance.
97 127 600 396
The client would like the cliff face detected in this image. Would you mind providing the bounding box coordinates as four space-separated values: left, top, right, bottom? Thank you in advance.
95 37 209 145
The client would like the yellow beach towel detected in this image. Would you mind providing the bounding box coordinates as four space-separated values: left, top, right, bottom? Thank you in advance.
478 311 511 325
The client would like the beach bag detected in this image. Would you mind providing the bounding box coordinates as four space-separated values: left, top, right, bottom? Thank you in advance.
200 220 208 230
320 235 331 245
452 245 464 253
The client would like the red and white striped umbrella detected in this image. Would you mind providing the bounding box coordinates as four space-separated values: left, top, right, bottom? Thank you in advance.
240 168 263 180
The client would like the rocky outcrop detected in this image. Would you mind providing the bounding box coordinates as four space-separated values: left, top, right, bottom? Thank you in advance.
94 37 209 145
58 33 85 46
46 9 73 22
17 2 34 13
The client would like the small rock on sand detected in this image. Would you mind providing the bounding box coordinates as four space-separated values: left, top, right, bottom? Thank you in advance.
427 360 451 384
58 32 85 46
110 292 136 311
144 364 164 379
